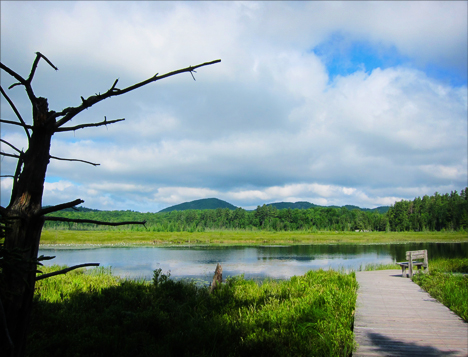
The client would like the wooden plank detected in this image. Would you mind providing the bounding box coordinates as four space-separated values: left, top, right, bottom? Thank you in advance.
406 249 427 260
353 270 468 357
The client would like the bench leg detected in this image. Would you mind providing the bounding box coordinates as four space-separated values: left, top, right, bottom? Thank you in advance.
401 266 406 278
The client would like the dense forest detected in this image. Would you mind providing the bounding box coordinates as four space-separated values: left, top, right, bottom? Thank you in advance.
43 189 468 232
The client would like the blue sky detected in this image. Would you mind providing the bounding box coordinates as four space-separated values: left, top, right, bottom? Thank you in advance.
1 1 467 212
314 32 467 87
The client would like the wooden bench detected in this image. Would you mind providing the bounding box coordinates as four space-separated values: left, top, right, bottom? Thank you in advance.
396 250 429 278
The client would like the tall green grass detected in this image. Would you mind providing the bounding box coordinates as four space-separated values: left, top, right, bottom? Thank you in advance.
411 258 468 322
29 266 358 356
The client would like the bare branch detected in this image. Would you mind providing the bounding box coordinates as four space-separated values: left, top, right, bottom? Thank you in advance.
0 141 24 193
0 60 37 103
54 59 221 128
37 199 84 216
44 216 147 227
0 119 33 129
0 86 31 140
35 263 100 281
0 139 22 154
8 82 22 90
0 62 26 86
28 52 58 83
110 78 119 91
50 155 99 166
55 117 125 133
0 152 20 159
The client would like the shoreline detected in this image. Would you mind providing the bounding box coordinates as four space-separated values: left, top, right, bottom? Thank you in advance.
39 230 468 249
40 230 468 249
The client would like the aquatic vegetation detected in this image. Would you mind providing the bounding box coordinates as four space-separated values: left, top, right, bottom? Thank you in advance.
29 266 357 356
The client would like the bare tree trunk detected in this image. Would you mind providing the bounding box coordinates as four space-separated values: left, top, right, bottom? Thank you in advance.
0 53 220 357
3 99 53 357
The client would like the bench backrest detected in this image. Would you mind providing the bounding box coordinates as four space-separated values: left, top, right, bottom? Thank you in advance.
406 249 427 262
406 250 427 260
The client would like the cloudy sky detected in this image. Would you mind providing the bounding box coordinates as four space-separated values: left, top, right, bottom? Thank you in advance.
1 1 467 212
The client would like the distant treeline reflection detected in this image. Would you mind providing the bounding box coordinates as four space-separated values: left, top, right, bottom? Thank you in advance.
43 189 468 232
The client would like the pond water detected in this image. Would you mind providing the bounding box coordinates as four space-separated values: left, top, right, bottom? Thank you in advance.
39 242 468 282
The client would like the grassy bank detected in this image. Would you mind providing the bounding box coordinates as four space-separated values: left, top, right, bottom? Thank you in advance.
40 230 468 246
411 258 468 322
363 258 468 322
29 266 357 357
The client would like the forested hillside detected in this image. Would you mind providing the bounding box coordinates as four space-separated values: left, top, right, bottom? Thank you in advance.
159 198 237 212
43 189 467 232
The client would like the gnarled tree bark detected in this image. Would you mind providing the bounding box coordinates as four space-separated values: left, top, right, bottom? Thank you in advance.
0 52 220 356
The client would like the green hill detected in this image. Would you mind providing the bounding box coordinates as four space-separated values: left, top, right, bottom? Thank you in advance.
159 198 237 213
267 201 389 213
267 201 319 210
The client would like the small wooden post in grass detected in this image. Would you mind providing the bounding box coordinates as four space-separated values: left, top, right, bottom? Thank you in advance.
210 263 222 294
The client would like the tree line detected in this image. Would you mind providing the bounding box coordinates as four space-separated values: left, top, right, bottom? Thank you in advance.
43 188 468 232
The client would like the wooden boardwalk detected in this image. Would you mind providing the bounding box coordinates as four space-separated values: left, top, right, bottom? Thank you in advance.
354 270 468 356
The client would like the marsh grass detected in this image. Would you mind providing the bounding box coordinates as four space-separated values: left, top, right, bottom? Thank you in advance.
359 263 400 271
29 266 357 356
40 230 468 247
412 270 468 322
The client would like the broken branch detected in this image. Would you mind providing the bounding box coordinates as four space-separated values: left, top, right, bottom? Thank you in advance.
0 60 37 103
0 119 33 129
28 52 58 83
0 62 26 86
0 152 20 159
36 263 100 281
55 117 125 132
37 199 84 216
0 86 32 140
44 216 147 227
50 155 99 166
54 59 221 128
0 139 22 154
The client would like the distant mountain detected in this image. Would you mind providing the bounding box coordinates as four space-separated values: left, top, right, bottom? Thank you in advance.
159 198 238 213
51 199 389 214
371 206 390 214
43 206 99 212
266 201 390 213
267 201 319 210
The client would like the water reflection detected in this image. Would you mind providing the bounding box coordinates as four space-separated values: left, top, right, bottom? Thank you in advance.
39 242 467 282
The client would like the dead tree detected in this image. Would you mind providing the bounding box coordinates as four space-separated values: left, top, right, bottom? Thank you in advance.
0 52 220 357
210 263 223 293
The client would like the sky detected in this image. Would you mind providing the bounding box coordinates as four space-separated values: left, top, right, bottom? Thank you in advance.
1 1 467 212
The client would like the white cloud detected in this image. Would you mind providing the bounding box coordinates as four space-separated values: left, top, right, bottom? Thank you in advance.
1 1 466 212
153 187 220 205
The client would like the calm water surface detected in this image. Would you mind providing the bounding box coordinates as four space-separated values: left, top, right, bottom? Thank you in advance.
39 243 468 282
